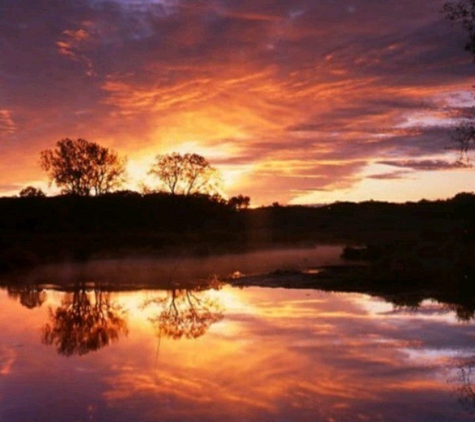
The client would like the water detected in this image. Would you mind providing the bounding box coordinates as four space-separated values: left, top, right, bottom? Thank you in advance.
1 247 475 421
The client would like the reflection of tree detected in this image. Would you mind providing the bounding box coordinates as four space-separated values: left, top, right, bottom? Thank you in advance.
385 294 423 311
453 360 475 414
446 304 475 322
42 285 128 356
7 285 46 309
142 280 223 340
388 299 475 322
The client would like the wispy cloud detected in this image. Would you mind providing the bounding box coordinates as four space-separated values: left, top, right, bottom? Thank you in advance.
367 171 411 180
0 110 16 136
0 0 474 202
57 27 96 76
378 159 471 171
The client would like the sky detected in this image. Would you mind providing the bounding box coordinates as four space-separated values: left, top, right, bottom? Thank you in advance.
1 0 475 205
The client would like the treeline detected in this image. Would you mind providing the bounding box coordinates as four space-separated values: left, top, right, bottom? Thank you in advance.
1 191 475 272
246 192 475 244
4 191 474 236
0 192 235 234
0 192 247 271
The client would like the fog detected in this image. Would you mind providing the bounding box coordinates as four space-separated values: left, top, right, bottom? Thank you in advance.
5 246 344 288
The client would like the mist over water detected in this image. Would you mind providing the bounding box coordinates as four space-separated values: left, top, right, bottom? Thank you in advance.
9 246 344 287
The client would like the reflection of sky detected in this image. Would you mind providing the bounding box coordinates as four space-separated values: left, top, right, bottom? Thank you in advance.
1 287 475 421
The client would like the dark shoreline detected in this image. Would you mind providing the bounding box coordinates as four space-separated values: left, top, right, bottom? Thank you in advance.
1 192 474 305
3 257 475 322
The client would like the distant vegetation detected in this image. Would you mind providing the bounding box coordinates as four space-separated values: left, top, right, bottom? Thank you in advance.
1 191 475 273
19 186 45 198
227 194 250 210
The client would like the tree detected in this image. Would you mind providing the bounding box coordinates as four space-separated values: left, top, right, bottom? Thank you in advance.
443 1 475 157
443 0 475 57
452 121 475 162
228 194 251 210
19 186 46 198
40 138 127 196
148 152 221 195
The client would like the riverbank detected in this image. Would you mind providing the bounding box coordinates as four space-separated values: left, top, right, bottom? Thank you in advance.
1 192 474 274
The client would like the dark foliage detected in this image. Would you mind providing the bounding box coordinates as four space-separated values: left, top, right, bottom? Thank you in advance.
19 186 46 198
42 284 128 356
40 138 126 196
228 194 251 210
0 192 474 272
443 0 475 58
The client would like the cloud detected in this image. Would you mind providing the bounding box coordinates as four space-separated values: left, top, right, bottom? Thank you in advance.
57 27 96 76
378 159 471 171
367 170 412 180
0 110 16 135
0 0 474 203
0 183 21 190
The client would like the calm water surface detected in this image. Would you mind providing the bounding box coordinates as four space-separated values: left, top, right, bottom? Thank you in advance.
1 248 475 421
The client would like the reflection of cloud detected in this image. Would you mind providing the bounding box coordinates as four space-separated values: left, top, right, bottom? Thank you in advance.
2 283 475 420
100 288 475 421
0 346 16 376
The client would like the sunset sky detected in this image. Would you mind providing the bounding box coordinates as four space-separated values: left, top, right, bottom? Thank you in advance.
1 0 475 205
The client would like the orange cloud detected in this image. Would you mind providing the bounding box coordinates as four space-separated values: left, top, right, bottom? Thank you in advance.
1 0 475 203
57 27 95 76
0 110 15 135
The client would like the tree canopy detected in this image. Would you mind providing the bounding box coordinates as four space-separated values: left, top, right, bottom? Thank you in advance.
452 121 475 162
19 186 46 198
40 138 126 196
443 0 475 58
148 152 221 195
443 1 475 157
228 194 251 210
